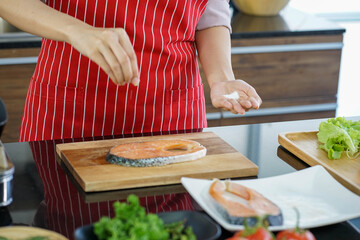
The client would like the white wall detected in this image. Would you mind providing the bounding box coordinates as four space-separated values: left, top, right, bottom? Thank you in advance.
287 0 360 117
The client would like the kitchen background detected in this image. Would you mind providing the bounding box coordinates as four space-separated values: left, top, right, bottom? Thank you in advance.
0 0 360 226
0 0 360 144
289 0 360 117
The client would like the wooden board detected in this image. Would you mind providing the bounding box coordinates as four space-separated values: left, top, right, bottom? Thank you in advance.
56 132 258 192
0 226 68 239
278 131 360 196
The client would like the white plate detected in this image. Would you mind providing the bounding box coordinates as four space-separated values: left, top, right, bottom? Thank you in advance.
181 165 360 232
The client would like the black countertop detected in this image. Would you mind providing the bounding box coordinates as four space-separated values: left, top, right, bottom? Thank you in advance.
0 7 345 49
230 7 345 39
1 117 360 240
0 19 41 49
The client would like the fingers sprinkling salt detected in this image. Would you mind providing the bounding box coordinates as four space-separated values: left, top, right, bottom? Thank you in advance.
223 91 239 100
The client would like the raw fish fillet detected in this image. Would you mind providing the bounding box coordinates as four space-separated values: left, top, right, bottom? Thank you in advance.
106 139 206 167
209 179 283 226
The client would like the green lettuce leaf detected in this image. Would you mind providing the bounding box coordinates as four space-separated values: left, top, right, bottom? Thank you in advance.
317 117 360 159
93 194 196 240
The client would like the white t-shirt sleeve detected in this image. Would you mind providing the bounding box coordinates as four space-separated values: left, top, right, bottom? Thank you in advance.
196 0 232 32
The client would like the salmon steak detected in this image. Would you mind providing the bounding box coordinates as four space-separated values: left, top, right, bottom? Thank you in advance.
106 139 206 167
209 179 283 226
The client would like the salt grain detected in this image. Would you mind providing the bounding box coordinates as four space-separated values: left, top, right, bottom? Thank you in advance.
223 91 239 100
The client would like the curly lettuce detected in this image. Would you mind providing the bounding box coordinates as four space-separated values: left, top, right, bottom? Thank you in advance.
317 117 360 159
93 194 196 240
94 195 168 240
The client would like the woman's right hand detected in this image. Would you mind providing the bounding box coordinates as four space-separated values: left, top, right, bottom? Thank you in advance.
68 25 139 86
0 0 139 86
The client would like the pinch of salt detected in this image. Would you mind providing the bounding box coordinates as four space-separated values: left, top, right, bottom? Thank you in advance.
223 91 239 100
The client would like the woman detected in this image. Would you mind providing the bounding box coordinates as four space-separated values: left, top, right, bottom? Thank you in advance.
1 1 262 238
0 0 261 142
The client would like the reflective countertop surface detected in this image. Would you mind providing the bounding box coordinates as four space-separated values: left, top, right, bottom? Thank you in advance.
1 117 360 239
230 7 345 38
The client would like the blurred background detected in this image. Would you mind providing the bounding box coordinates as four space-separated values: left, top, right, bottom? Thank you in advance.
0 0 359 143
288 0 360 117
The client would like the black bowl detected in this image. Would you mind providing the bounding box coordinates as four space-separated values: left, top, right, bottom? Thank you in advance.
74 210 221 240
158 211 221 240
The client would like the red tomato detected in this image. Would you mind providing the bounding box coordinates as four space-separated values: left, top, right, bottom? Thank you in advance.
276 229 316 240
227 228 274 240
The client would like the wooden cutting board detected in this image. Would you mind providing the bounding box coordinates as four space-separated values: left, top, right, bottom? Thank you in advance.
56 132 258 192
278 131 360 196
0 226 68 239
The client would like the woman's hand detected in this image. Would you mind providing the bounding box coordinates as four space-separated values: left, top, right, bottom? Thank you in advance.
195 27 261 115
68 26 139 86
210 80 262 115
0 0 139 86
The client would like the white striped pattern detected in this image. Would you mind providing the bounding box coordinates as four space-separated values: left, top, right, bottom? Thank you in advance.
20 0 208 142
29 138 195 239
20 0 209 221
21 6 208 237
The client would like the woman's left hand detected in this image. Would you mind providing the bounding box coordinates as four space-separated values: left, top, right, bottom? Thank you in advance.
210 80 262 115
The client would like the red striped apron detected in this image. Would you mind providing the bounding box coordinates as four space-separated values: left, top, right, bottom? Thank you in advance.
30 139 195 239
20 0 208 142
23 0 209 238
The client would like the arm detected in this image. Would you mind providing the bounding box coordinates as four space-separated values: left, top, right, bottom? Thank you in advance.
0 0 139 86
195 26 262 114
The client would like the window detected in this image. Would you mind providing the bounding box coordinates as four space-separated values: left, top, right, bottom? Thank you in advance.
289 0 360 117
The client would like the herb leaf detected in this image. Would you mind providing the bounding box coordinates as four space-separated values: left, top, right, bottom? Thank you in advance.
94 194 196 240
